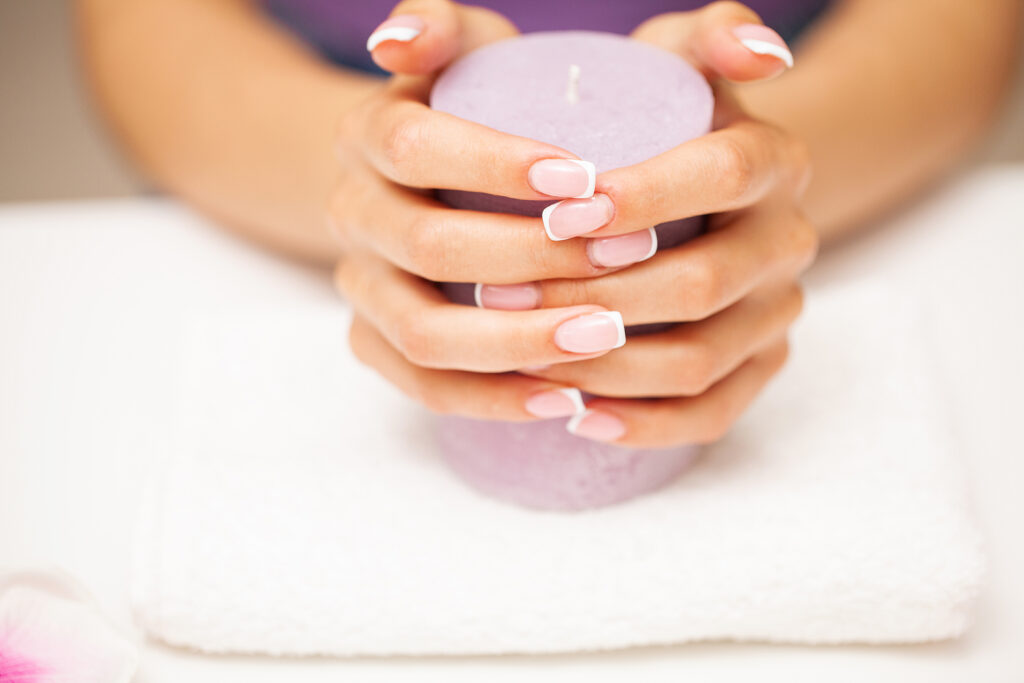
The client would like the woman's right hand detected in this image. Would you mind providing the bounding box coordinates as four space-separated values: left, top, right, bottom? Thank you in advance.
332 1 629 286
332 0 651 408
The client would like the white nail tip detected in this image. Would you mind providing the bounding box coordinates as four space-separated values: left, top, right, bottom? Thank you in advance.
566 408 593 435
595 311 627 349
558 387 587 415
366 26 421 52
642 227 658 262
542 201 572 241
473 283 484 308
739 39 794 68
570 160 597 199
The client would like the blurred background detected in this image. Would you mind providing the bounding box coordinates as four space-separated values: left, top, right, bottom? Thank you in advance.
1 0 1022 203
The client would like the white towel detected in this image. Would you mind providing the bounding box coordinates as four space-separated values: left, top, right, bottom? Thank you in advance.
132 282 984 656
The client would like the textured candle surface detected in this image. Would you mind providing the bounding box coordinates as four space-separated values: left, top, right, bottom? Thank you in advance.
430 32 714 510
432 32 713 173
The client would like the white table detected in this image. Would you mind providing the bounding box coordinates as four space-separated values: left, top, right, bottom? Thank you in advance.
2 166 1022 681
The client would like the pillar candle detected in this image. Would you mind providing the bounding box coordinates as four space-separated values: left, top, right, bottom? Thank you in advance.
430 31 714 510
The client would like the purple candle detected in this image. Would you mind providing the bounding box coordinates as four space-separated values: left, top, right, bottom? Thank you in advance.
430 31 714 510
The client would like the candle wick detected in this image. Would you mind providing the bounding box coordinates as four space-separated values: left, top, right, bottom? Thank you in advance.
566 64 581 105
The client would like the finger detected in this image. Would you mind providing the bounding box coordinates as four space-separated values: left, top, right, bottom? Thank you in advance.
586 118 809 236
486 208 817 323
631 2 794 82
334 254 627 372
568 339 790 448
349 93 594 200
349 315 586 421
367 0 517 75
523 282 802 397
534 89 756 241
329 171 607 283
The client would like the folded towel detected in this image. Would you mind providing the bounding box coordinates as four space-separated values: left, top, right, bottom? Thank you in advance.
132 282 984 656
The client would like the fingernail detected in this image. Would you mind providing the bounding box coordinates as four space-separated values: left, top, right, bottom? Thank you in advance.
566 409 627 442
732 24 794 68
474 282 540 310
525 387 586 419
554 311 626 354
587 227 657 267
528 159 596 199
366 15 425 51
541 194 615 241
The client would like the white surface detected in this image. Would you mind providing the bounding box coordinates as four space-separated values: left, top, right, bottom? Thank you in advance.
1 165 1023 679
133 283 981 656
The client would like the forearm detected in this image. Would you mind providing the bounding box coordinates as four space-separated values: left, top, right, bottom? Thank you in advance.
77 0 380 264
741 0 1021 242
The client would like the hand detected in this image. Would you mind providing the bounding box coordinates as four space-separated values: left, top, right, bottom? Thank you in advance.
331 1 613 285
333 1 669 406
516 3 816 445
336 1 816 447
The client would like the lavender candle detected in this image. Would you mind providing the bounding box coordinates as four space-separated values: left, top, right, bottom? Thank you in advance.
430 31 714 510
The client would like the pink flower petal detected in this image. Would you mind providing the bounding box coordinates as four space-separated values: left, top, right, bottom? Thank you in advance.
0 570 138 682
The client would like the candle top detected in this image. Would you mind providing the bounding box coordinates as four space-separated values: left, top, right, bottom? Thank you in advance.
430 31 714 172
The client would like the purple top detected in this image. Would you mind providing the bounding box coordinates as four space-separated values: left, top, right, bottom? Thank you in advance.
263 0 831 74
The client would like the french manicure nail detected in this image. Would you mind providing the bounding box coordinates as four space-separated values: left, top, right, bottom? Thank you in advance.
474 282 541 310
587 227 658 267
566 409 627 442
732 24 794 68
542 194 615 241
554 311 626 354
528 159 596 199
366 15 426 51
525 387 586 419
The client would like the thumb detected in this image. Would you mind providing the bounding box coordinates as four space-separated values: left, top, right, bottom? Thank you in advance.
367 0 518 75
632 1 794 83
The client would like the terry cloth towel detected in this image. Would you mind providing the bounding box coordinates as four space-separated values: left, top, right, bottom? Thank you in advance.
132 282 984 656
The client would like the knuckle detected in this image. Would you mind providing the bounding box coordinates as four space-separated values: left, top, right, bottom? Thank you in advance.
787 215 819 270
618 165 671 223
402 214 447 280
520 232 556 279
332 257 355 297
382 111 429 181
713 136 756 205
680 253 725 318
770 339 791 371
415 378 453 416
677 343 719 395
333 254 374 303
394 310 438 367
347 320 372 364
697 411 733 444
694 397 738 444
548 276 594 307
